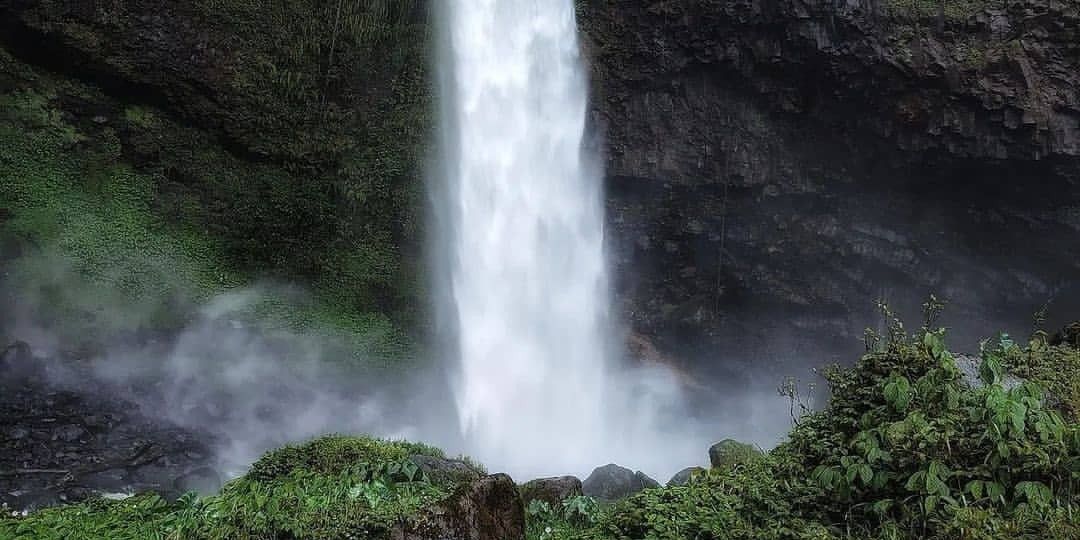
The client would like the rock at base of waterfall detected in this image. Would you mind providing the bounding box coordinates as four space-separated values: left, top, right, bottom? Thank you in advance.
519 476 583 507
582 464 658 501
409 455 484 485
393 473 526 540
667 466 706 486
708 440 763 470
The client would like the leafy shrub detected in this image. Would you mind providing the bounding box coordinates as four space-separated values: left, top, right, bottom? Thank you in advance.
246 435 444 481
565 306 1080 540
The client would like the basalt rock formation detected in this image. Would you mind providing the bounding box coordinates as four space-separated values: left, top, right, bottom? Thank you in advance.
580 0 1080 375
0 0 1077 378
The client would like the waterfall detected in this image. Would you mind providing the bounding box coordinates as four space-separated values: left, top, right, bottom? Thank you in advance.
438 0 608 478
436 0 709 480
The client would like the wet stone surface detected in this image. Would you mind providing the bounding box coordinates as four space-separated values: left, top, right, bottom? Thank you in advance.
0 350 217 511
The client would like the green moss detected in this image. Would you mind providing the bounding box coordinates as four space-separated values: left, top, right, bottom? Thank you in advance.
0 40 422 364
884 0 987 23
708 440 763 470
247 435 445 482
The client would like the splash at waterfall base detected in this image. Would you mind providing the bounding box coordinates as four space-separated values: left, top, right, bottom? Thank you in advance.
433 0 721 481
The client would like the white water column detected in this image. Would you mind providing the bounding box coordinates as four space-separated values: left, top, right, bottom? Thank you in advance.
441 0 611 477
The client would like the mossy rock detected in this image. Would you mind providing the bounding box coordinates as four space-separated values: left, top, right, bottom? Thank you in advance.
519 476 583 507
246 434 445 482
707 439 763 470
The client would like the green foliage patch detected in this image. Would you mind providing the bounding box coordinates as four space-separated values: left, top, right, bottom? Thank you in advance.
0 436 457 540
543 307 1080 540
0 43 419 365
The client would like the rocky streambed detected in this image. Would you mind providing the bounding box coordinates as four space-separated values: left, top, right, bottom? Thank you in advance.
0 342 218 512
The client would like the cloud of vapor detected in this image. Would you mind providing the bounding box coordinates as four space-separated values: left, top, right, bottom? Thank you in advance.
2 244 801 487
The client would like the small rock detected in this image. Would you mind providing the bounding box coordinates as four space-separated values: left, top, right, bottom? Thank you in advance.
582 464 657 501
708 440 762 469
54 425 87 443
519 476 582 507
667 466 705 486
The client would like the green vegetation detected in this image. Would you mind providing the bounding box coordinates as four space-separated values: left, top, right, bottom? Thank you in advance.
0 436 461 540
566 311 1080 540
1 314 1078 539
0 35 420 364
884 0 987 23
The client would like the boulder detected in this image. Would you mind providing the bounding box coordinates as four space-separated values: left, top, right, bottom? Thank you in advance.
667 466 705 486
582 464 658 501
708 440 762 470
954 354 1024 390
409 454 483 485
395 473 525 540
519 476 582 507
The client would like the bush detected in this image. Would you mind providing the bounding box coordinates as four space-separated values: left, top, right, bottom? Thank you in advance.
559 307 1080 540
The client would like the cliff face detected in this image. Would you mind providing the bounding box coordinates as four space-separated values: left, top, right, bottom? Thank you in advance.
1 1 1077 374
580 0 1080 372
0 1 431 352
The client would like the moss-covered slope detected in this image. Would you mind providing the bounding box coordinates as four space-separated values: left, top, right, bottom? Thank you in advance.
0 1 433 362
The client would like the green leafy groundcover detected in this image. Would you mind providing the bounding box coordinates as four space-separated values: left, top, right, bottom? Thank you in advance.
0 436 463 540
3 316 1079 540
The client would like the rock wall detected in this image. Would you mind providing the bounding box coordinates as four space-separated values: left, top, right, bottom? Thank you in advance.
580 0 1080 375
1 0 1077 378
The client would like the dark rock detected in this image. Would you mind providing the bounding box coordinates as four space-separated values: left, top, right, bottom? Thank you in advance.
519 476 582 507
53 425 87 443
582 464 657 501
1051 323 1080 348
634 470 660 489
395 473 526 540
667 466 705 487
7 427 30 440
409 454 482 485
708 440 763 470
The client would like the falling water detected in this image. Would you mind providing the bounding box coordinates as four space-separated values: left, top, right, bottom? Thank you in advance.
437 1 714 480
439 0 609 478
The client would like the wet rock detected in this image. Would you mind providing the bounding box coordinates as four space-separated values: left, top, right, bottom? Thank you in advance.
519 476 582 507
53 425 87 443
409 455 482 485
7 426 30 440
582 464 657 501
708 440 762 470
955 354 1024 391
667 466 705 486
395 473 525 540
